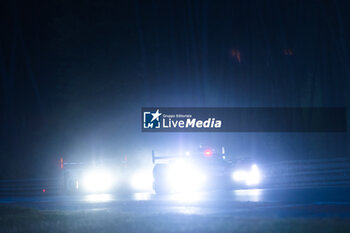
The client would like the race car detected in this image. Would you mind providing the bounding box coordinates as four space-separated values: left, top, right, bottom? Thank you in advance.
152 146 262 194
61 157 129 194
60 156 154 194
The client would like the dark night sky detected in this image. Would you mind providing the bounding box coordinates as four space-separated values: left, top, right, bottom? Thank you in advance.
0 0 349 178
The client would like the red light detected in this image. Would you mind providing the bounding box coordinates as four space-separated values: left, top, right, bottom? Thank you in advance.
60 157 63 169
42 189 46 193
204 149 212 157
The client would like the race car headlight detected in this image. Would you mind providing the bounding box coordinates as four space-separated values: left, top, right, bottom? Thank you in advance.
131 171 154 191
81 169 115 193
232 164 261 186
233 170 248 182
245 164 261 185
167 160 206 192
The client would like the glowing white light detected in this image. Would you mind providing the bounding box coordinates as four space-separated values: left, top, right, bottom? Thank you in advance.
246 164 261 185
84 194 114 203
234 189 262 202
133 192 152 201
167 160 206 193
233 170 248 181
232 164 261 186
131 171 154 191
81 169 115 193
185 151 191 156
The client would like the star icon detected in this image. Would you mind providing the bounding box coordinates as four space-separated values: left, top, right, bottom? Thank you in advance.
151 109 162 122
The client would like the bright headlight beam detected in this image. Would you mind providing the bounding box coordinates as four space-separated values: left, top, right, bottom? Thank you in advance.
232 164 261 186
167 160 206 193
245 164 261 185
81 169 115 193
233 170 247 181
131 172 154 191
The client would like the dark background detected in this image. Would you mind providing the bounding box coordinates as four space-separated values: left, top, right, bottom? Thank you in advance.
0 0 349 178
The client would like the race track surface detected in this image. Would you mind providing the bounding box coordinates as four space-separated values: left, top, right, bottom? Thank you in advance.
1 187 350 218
